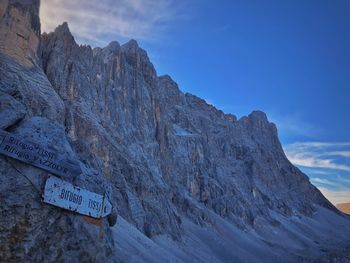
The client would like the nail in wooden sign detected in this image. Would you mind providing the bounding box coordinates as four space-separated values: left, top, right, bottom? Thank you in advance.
43 176 112 218
0 130 81 178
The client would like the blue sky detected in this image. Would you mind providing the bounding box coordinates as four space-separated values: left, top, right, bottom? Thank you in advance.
40 0 350 205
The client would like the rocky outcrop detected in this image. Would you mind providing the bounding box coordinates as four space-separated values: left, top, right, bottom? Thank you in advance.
0 117 116 262
0 0 40 67
0 92 26 129
0 1 115 262
1 0 350 262
0 0 64 123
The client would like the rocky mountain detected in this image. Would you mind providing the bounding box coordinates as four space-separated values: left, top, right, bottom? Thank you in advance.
1 0 350 262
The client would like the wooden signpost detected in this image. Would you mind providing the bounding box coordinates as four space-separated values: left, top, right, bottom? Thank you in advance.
0 130 81 178
43 176 112 218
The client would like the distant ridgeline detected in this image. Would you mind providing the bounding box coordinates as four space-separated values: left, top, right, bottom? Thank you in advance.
337 203 350 215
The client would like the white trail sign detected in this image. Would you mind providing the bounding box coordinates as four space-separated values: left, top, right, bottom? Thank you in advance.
43 176 112 218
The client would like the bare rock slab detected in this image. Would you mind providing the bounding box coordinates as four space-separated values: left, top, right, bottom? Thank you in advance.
0 92 26 129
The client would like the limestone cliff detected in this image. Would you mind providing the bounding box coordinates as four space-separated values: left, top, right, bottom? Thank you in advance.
1 1 350 262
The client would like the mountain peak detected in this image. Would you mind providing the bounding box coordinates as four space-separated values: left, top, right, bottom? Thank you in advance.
122 39 139 50
54 22 74 39
106 41 120 50
57 21 69 31
248 110 268 123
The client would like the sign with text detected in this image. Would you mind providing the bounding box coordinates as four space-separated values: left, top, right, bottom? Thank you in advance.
0 130 81 178
43 176 112 218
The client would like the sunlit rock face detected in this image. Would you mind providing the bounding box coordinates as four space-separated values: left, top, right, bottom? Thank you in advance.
1 0 350 262
0 0 40 67
0 0 64 122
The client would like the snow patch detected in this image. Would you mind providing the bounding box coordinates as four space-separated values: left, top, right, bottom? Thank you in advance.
173 124 196 137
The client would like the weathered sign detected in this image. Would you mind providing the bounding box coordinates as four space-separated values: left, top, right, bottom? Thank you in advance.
0 130 81 178
43 176 112 218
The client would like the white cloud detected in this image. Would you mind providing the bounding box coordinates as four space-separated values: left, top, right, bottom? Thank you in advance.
317 187 350 205
329 151 350 158
286 142 350 148
283 142 350 172
40 0 188 46
283 142 350 205
336 175 350 184
310 178 342 188
301 168 333 175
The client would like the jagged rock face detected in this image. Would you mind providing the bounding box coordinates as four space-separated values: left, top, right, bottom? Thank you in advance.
1 0 349 262
0 1 115 262
0 0 40 67
41 20 334 237
0 0 64 122
0 117 116 262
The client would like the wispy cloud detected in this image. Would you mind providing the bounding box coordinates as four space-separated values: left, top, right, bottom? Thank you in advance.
310 177 342 188
283 142 350 205
336 175 350 184
300 167 333 175
329 151 350 158
283 142 350 172
40 0 188 46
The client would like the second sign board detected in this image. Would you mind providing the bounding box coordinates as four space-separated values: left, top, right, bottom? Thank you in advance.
0 130 81 178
